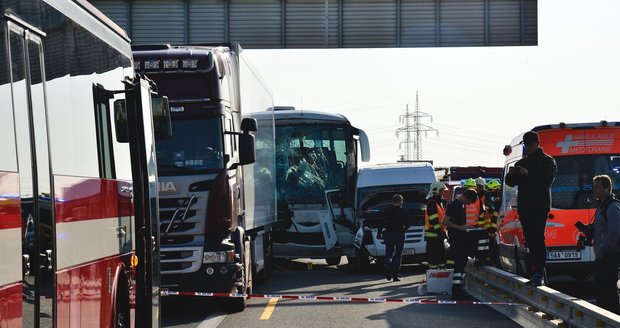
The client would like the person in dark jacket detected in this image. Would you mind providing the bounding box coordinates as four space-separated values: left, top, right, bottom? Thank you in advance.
378 194 411 282
592 174 620 314
442 189 478 300
505 130 557 286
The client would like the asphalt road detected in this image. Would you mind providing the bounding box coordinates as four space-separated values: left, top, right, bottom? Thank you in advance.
162 258 521 328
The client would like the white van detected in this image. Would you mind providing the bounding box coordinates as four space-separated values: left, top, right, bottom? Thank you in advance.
348 163 437 270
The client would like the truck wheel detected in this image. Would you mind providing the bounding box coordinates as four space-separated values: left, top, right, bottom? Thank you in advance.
220 238 250 313
326 257 341 266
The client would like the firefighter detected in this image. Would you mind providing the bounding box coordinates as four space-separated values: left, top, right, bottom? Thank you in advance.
463 177 491 266
443 189 478 300
446 178 477 268
485 179 502 266
425 181 448 269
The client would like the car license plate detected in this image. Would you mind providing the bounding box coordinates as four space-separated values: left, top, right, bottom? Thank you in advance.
402 249 415 256
547 250 581 260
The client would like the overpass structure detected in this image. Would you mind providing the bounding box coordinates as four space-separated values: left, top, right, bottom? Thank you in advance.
90 0 537 48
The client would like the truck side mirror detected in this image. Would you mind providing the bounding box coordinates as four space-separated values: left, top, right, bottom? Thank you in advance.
241 118 257 132
114 99 129 143
152 96 172 139
238 133 256 165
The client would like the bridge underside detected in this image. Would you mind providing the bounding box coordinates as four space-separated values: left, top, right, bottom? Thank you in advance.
91 0 537 49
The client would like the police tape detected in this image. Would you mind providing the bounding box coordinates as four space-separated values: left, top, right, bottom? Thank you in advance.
160 290 523 305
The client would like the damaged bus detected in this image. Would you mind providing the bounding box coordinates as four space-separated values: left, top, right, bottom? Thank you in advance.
252 108 370 265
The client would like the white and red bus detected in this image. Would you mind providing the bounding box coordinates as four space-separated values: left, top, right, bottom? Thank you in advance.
498 121 620 279
0 0 168 326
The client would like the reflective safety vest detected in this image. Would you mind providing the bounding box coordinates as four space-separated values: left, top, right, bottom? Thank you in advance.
425 202 445 238
465 199 481 227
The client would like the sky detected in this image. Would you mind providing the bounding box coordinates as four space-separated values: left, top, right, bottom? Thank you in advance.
246 0 620 168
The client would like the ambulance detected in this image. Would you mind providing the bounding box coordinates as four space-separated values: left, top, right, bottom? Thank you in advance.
498 121 620 279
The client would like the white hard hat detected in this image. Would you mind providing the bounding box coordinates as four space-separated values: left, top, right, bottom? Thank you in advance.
475 177 486 186
426 181 447 199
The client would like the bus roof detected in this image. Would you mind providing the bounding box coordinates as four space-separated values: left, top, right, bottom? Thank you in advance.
251 109 351 125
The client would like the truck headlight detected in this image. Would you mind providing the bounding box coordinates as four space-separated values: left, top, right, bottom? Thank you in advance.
203 250 235 263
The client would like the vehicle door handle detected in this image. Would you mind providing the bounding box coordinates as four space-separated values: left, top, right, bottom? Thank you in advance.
22 254 31 276
117 226 127 237
40 249 53 271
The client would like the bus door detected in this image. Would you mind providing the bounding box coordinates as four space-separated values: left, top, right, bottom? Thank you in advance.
119 76 163 327
7 15 55 328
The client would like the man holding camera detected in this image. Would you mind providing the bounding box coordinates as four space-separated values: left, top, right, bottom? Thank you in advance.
505 131 557 286
592 174 620 314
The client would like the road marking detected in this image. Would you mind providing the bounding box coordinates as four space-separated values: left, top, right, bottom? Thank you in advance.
196 312 227 328
260 298 279 320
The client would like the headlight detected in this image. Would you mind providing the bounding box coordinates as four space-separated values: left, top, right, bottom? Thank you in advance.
203 250 235 263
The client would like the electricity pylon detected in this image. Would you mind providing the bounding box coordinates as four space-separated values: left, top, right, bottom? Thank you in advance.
395 91 438 161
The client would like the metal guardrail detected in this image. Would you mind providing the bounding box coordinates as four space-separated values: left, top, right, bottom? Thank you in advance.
464 262 620 328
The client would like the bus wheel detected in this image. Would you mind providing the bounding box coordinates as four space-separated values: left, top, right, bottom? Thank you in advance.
114 276 130 328
255 232 273 283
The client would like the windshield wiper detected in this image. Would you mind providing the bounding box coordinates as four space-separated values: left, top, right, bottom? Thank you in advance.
164 194 196 234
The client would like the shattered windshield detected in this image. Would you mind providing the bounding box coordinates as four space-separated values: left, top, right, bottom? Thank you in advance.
155 117 224 175
276 124 353 204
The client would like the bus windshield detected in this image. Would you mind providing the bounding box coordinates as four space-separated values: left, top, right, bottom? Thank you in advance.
276 124 354 204
155 117 224 175
552 154 620 210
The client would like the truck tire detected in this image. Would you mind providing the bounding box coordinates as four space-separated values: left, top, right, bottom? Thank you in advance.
220 233 250 313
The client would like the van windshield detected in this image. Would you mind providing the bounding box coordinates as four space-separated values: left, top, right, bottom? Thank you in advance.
551 154 620 209
357 185 429 226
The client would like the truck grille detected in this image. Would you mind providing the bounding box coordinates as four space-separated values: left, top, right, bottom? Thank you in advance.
159 192 208 275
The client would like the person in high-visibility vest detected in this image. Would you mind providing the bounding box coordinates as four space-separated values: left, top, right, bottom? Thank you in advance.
484 179 502 266
443 189 479 300
425 181 448 269
462 177 491 266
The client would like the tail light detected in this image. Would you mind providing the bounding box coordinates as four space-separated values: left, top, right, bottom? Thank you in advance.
205 170 234 233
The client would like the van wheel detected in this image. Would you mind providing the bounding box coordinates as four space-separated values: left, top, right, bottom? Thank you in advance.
347 248 371 272
515 246 527 277
326 257 341 266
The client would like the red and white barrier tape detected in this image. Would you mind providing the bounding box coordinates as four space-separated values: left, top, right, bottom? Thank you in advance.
160 290 522 306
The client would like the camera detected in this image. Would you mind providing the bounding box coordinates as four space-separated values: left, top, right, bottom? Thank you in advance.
575 221 593 251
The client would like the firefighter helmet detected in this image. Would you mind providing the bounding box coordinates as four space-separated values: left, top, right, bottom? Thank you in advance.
486 179 501 191
463 178 476 189
426 181 447 199
475 177 486 186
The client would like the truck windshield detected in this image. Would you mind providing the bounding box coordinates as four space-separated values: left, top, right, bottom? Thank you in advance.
155 117 224 175
276 124 353 204
551 154 620 209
